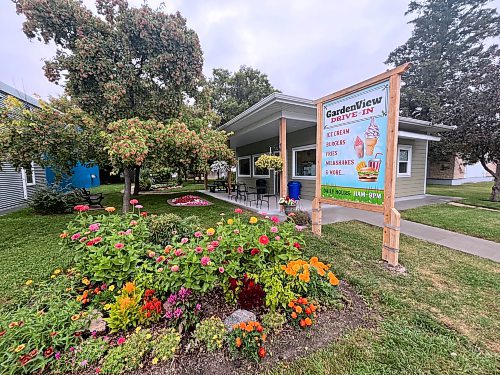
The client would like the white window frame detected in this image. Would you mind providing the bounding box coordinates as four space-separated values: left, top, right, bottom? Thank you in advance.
397 145 412 177
252 153 270 178
292 144 317 180
21 162 37 186
237 156 251 178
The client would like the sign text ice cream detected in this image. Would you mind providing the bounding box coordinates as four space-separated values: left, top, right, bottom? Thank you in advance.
321 80 389 205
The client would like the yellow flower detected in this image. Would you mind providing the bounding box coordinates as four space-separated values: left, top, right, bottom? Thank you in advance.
82 278 90 286
50 275 56 279
71 314 80 321
53 269 61 275
109 285 115 291
25 280 33 286
104 304 113 311
105 207 116 213
14 344 25 353
227 219 234 225
152 357 159 365
135 326 142 333
206 228 215 236
249 216 258 224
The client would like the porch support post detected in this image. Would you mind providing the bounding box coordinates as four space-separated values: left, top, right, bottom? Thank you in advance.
279 117 287 200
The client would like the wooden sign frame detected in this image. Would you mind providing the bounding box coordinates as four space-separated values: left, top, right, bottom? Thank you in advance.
312 63 411 266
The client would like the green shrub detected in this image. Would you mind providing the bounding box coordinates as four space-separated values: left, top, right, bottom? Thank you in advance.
52 337 109 373
0 274 88 374
193 316 227 352
28 185 76 214
139 176 152 191
152 328 181 362
261 311 286 333
61 211 156 286
100 330 152 374
148 213 200 247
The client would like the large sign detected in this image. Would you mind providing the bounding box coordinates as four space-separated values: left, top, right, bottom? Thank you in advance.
321 80 389 205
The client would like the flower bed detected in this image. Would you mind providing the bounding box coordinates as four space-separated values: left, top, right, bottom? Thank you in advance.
0 199 371 374
167 195 212 206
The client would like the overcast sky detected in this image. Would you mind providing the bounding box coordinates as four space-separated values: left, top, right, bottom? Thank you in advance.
1 0 499 101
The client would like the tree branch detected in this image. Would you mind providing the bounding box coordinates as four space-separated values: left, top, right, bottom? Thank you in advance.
479 156 495 177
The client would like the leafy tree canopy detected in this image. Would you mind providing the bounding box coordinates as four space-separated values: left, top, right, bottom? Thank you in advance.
208 65 279 125
14 0 204 123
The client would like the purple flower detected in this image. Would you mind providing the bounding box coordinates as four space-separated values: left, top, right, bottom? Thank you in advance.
55 352 61 360
165 311 173 319
195 303 202 311
91 330 97 337
167 294 177 305
178 287 191 300
89 223 100 232
80 360 88 367
173 308 183 318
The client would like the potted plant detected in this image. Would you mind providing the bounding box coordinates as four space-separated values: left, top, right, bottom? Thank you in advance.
255 154 283 171
279 196 297 214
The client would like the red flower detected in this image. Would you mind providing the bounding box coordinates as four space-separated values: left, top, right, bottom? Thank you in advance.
86 240 94 246
258 347 266 358
19 355 32 366
74 205 90 212
293 242 301 249
259 235 269 245
0 331 5 337
140 212 148 217
44 347 54 358
250 248 260 256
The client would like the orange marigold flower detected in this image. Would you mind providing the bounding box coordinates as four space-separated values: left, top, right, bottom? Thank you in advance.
59 233 68 239
328 272 340 286
299 319 306 327
305 307 312 315
245 325 253 332
261 334 267 342
310 304 317 312
305 317 312 326
239 322 246 330
288 301 295 308
291 312 298 319
295 306 303 314
124 282 136 294
310 256 319 264
235 337 242 348
302 297 308 304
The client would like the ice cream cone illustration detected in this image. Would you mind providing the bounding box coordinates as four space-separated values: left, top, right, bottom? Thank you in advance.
365 117 380 156
354 136 364 158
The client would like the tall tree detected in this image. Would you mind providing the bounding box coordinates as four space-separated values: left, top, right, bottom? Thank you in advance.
208 66 278 125
14 0 205 208
386 0 500 201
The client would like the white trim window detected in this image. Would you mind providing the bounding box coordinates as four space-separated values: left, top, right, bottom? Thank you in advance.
397 145 412 177
252 154 270 178
22 162 37 186
292 145 316 179
237 156 251 177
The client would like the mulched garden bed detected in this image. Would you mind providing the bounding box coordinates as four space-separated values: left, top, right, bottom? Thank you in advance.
123 282 376 375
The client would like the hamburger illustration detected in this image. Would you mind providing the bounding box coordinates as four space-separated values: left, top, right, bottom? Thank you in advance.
357 166 379 182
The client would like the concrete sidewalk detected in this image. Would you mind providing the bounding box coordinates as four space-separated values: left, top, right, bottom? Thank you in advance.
322 205 500 262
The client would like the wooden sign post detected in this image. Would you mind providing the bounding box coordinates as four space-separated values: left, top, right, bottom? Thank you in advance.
312 63 410 266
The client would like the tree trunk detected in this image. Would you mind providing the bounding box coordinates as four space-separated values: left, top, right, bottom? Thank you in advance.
491 164 500 202
204 171 208 190
123 167 132 213
133 165 141 196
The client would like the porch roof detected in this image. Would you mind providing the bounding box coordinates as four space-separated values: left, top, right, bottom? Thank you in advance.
219 92 455 148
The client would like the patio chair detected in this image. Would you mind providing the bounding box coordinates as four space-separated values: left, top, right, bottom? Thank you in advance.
235 183 248 202
75 188 104 208
248 179 267 207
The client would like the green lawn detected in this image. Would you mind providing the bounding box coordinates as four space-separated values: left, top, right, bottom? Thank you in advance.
427 182 500 210
402 204 500 243
1 184 499 374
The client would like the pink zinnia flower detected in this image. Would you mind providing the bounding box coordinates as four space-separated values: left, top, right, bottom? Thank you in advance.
71 233 81 241
207 244 215 252
124 229 132 235
201 256 211 266
275 235 281 241
181 237 189 244
194 231 202 238
233 229 240 234
234 208 243 214
237 246 244 254
135 204 143 209
174 249 183 256
89 223 100 232
155 256 165 263
130 220 138 226
86 240 94 246
117 337 126 345
170 265 179 272
217 236 223 241
129 199 139 205
270 226 278 233
195 246 203 253
211 241 219 247
219 266 225 273
114 243 124 249
93 236 103 244
271 216 280 223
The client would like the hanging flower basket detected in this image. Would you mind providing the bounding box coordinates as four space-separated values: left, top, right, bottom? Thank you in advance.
255 154 283 171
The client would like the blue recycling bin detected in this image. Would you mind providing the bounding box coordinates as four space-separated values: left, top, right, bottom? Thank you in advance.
287 181 301 200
